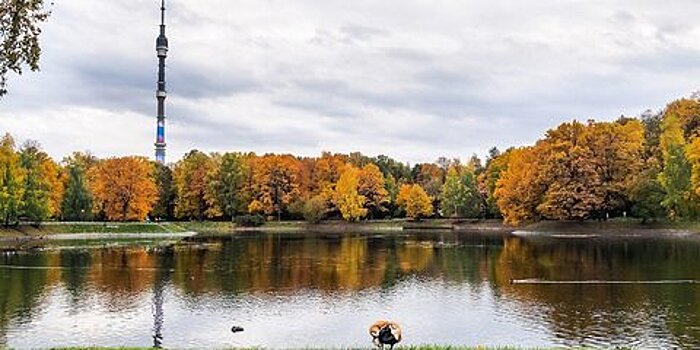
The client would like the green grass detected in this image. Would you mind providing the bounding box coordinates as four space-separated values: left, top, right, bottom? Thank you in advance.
0 222 183 237
24 346 630 350
174 221 237 234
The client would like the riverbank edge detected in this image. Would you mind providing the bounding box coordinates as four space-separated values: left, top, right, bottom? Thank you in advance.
2 218 700 240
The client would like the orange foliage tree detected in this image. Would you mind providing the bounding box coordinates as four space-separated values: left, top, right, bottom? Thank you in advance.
248 154 303 220
311 152 347 201
494 147 544 225
358 163 389 218
89 156 157 221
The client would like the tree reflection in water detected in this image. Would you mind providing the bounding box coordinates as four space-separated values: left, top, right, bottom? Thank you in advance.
0 232 700 348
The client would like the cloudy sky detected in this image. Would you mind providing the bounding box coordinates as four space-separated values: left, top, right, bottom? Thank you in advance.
2 0 699 164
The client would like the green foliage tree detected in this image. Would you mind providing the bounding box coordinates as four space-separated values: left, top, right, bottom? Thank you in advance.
302 194 328 223
0 0 51 96
18 141 52 223
0 133 23 225
61 163 92 221
480 147 507 218
210 152 250 219
151 162 175 220
630 163 666 223
440 167 482 218
687 137 700 199
658 113 695 219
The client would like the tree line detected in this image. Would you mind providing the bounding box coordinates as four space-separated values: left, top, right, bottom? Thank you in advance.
3 95 700 225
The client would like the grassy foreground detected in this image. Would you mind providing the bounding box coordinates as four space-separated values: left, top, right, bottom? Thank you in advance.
36 347 588 350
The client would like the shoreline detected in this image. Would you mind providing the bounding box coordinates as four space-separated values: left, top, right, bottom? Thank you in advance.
1 219 699 241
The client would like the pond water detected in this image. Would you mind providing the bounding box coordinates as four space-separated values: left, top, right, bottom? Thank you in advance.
2 231 700 348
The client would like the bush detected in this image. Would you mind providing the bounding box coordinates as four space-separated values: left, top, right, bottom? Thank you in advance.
303 195 328 223
234 214 265 227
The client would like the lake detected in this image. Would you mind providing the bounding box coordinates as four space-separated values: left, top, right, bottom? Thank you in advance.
1 230 700 348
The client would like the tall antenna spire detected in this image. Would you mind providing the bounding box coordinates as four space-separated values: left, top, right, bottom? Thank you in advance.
154 0 169 164
161 0 165 26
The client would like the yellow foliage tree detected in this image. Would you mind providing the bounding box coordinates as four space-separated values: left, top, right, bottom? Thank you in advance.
89 156 158 221
665 98 700 139
173 150 221 220
0 133 24 225
312 152 347 201
686 137 700 197
358 163 389 217
41 156 64 218
397 184 433 220
333 165 367 221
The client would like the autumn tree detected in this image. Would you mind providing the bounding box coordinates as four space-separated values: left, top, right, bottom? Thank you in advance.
0 0 52 97
0 133 23 225
535 121 603 220
584 120 645 217
397 184 433 220
89 156 157 221
440 166 482 218
358 163 389 218
494 147 545 225
665 97 700 139
248 154 303 220
333 165 367 221
412 163 444 198
173 150 220 220
311 152 347 200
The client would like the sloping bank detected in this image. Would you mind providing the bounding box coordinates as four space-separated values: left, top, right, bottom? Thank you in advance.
512 220 700 238
0 222 195 240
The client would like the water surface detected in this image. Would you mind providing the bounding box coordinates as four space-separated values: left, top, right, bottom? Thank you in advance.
1 231 700 348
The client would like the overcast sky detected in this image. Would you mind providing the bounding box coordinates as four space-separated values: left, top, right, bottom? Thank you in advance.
2 0 699 164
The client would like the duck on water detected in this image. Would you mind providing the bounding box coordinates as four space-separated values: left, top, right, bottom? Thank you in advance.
369 320 402 349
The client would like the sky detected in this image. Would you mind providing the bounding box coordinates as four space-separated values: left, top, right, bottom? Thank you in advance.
2 0 700 164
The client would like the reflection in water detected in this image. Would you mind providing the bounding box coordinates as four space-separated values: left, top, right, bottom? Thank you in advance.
0 232 700 348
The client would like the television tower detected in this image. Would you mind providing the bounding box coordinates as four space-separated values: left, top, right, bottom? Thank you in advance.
154 0 169 163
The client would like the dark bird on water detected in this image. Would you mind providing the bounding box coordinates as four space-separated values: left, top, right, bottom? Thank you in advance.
369 320 402 349
231 326 244 333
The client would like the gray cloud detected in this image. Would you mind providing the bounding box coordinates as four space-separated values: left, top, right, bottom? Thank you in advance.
2 0 700 164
